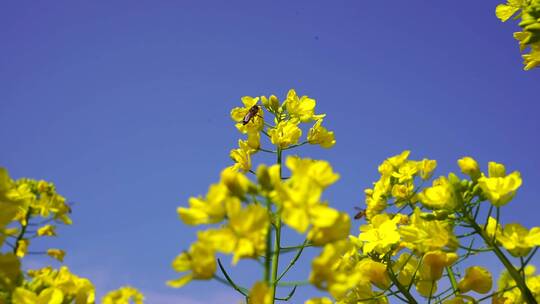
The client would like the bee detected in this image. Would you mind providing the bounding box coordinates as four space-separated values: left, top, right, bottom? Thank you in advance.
353 207 366 220
242 105 260 125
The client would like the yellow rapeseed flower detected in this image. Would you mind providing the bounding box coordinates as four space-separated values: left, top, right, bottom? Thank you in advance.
284 89 325 122
478 162 522 207
457 157 480 179
458 266 493 294
307 119 336 148
358 214 400 255
199 203 269 264
248 281 272 304
102 286 144 304
268 120 302 149
167 241 216 288
12 287 64 304
419 176 459 210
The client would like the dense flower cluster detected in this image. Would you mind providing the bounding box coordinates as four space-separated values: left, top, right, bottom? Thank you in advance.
496 0 540 70
170 90 540 304
0 168 144 303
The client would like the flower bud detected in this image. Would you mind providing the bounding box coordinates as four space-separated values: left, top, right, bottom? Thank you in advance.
457 157 480 180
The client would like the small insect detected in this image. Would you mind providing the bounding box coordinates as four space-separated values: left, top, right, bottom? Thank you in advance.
242 105 260 125
353 207 366 220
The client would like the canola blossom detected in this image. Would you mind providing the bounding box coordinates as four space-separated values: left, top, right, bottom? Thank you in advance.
169 90 540 304
1 88 538 304
496 0 540 70
0 168 144 304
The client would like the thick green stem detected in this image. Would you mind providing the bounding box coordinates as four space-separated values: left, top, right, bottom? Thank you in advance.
264 198 272 283
269 148 283 303
467 215 537 304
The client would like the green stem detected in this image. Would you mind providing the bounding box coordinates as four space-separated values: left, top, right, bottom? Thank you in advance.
387 256 418 303
13 211 31 254
446 266 458 293
277 239 308 282
466 215 537 304
264 198 273 282
269 148 283 303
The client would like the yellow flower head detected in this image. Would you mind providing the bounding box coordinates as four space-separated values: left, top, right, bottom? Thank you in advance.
358 214 401 255
284 89 325 122
178 183 232 225
399 208 457 253
308 119 336 148
419 176 459 210
419 158 437 180
102 286 144 304
230 140 256 172
308 212 351 246
496 222 540 257
478 162 522 207
248 282 272 304
458 266 493 294
309 240 364 300
268 120 302 149
199 203 269 264
167 241 216 288
305 297 333 304
457 156 480 179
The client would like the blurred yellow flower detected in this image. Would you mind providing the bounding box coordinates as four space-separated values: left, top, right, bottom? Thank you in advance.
458 266 492 294
167 241 216 288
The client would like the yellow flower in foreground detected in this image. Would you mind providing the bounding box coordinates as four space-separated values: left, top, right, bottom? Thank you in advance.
458 266 492 294
230 140 256 172
496 222 540 257
495 0 524 22
419 158 437 180
457 156 480 179
358 214 400 255
400 208 457 253
199 203 269 264
284 89 325 122
478 162 522 207
305 297 333 304
26 266 95 303
416 251 458 297
418 176 459 210
12 287 64 304
47 249 66 262
308 212 351 246
309 240 363 300
286 156 340 189
248 282 272 304
102 286 144 304
167 241 216 288
268 119 302 148
0 253 22 291
307 119 335 148
357 258 391 290
178 183 232 225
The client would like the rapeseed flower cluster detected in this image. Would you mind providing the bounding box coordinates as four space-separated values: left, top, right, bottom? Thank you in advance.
0 167 145 304
496 0 540 70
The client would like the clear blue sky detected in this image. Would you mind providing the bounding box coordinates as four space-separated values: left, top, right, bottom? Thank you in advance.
1 1 539 303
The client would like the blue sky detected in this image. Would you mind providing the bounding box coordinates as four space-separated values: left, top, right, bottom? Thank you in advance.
1 1 539 303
